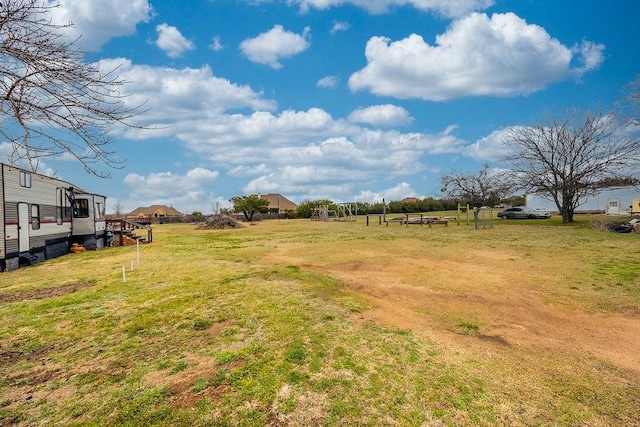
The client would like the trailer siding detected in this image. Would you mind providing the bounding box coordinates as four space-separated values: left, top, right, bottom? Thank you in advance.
0 166 4 259
1 163 104 271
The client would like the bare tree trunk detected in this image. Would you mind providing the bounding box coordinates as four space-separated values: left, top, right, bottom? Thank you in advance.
561 194 574 223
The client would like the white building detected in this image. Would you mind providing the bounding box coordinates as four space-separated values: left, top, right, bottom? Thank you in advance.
526 187 640 215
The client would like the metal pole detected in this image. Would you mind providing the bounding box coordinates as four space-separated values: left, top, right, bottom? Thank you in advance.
382 198 386 223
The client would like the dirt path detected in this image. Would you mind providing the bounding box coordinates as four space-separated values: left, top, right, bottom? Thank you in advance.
264 243 640 378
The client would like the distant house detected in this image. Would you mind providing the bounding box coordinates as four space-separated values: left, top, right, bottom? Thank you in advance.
259 193 298 214
400 197 420 203
126 205 185 223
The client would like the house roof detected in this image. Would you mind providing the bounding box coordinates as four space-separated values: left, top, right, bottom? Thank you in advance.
259 193 298 211
400 197 420 203
126 205 184 217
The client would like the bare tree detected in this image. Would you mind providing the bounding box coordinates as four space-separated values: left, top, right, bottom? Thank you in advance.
440 164 517 207
112 199 124 218
211 198 221 215
0 0 146 177
504 110 640 223
618 73 640 125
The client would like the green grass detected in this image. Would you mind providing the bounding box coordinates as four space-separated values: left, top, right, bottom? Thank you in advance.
0 218 638 426
455 318 480 335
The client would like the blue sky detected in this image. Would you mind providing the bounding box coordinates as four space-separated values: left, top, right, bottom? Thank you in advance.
3 0 639 214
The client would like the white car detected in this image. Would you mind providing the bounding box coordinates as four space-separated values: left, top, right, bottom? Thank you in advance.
497 207 551 219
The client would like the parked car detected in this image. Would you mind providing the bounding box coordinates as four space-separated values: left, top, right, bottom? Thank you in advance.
497 206 551 219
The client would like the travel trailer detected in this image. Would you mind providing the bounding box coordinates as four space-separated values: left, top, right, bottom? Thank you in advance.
0 163 106 272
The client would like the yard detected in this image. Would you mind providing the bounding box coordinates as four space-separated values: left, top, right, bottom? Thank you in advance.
1 217 639 426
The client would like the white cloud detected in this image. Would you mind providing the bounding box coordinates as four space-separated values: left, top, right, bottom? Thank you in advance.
124 167 219 196
47 0 152 51
354 182 419 204
240 25 311 69
465 127 513 161
0 143 99 178
0 143 58 176
209 35 224 51
89 60 466 206
572 40 606 74
349 12 604 101
243 175 283 195
97 58 276 132
317 75 340 88
169 108 341 149
155 23 195 58
228 164 270 177
241 169 368 203
330 21 350 34
184 113 466 198
0 143 12 159
122 167 219 213
289 0 493 17
151 104 465 183
348 104 413 127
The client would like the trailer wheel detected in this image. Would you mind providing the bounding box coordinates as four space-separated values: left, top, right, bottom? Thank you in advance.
83 237 98 250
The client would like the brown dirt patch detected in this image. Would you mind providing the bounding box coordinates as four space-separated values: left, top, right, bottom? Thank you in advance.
0 282 95 304
143 354 246 408
264 242 640 378
0 342 60 368
205 319 234 338
2 358 72 410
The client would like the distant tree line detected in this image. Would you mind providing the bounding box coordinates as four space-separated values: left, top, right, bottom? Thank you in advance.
289 195 525 219
178 192 528 224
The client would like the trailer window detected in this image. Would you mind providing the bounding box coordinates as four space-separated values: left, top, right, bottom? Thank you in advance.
31 205 41 230
74 199 90 218
19 171 32 188
56 188 64 225
95 202 105 219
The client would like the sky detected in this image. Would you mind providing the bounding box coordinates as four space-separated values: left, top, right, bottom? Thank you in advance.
2 0 639 214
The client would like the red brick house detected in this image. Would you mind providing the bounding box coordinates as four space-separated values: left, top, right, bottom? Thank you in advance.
125 205 184 223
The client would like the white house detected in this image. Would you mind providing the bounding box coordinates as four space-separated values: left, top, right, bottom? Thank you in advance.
526 187 640 215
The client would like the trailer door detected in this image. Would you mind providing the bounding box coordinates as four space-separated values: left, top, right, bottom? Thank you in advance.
18 203 29 252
